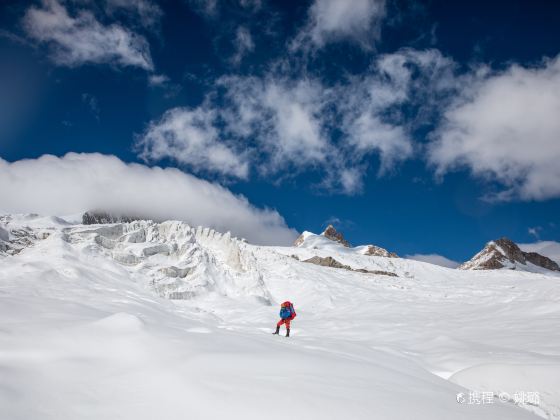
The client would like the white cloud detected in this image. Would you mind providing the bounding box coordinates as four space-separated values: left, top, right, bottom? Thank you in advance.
406 254 460 268
342 112 411 174
337 49 455 175
211 75 332 176
231 26 255 65
292 0 386 50
22 0 153 70
136 107 249 179
0 153 297 245
137 49 454 194
429 55 560 201
218 70 415 189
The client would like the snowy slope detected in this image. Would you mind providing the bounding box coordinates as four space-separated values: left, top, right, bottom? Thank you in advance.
1 215 560 420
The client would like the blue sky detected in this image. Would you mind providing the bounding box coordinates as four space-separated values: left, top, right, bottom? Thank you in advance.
1 0 560 263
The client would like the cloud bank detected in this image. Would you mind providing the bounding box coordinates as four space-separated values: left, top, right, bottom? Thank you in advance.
0 153 297 246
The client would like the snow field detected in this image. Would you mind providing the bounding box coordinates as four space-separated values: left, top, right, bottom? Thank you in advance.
1 215 559 419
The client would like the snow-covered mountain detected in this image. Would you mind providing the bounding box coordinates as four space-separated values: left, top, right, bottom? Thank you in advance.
460 237 560 272
1 214 560 420
294 224 398 257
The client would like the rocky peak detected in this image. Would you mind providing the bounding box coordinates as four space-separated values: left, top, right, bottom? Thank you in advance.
321 225 351 247
302 255 397 277
361 244 399 258
459 237 560 271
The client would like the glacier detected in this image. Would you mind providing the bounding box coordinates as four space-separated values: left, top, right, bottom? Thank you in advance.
1 214 559 420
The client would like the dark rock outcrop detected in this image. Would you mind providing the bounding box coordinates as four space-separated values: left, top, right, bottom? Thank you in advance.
82 211 140 225
302 255 398 277
524 252 560 271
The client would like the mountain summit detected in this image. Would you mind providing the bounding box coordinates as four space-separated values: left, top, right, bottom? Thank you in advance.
459 237 560 272
321 224 351 247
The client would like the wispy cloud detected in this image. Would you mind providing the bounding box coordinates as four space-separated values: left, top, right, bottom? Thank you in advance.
187 0 262 18
104 0 163 31
528 226 542 239
136 48 456 194
231 26 255 65
148 74 170 86
22 0 153 70
137 50 453 194
0 153 297 245
81 93 100 120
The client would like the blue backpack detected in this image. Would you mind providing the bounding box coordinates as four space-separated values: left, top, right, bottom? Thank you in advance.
279 306 292 319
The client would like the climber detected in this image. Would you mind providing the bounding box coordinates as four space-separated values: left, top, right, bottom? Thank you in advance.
272 301 296 337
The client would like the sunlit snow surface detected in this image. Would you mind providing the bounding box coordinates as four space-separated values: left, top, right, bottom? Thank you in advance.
1 214 559 420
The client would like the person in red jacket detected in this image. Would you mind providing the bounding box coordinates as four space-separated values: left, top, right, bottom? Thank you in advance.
273 301 296 337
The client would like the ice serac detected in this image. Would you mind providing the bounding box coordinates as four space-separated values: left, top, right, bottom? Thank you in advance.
0 215 53 256
70 220 271 303
459 237 560 272
321 224 351 247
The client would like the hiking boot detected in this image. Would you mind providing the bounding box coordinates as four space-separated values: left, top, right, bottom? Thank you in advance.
286 328 290 337
272 326 280 335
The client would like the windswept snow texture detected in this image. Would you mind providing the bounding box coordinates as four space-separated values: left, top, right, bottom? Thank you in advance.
1 215 560 420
